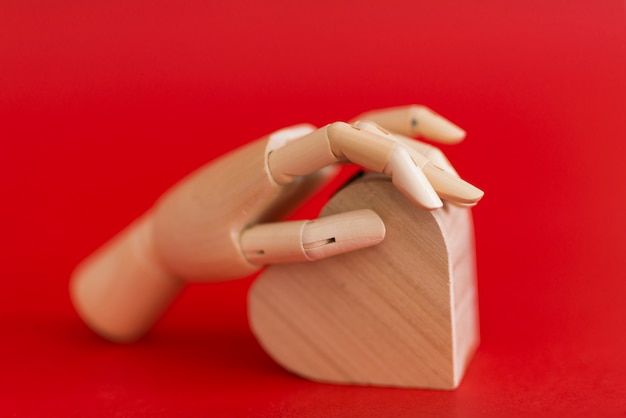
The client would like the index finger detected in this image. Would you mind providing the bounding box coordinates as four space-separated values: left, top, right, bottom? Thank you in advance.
351 105 466 145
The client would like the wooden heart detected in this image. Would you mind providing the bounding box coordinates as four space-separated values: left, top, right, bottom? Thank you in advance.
248 175 479 389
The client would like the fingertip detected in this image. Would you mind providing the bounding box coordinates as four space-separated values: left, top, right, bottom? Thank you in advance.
384 146 443 210
421 163 484 206
448 126 467 144
302 209 386 260
422 195 445 210
447 125 467 144
413 107 466 144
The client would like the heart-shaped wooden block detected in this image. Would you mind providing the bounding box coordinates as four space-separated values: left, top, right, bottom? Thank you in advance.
248 175 479 389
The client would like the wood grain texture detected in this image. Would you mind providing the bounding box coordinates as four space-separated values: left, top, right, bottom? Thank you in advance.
248 174 479 389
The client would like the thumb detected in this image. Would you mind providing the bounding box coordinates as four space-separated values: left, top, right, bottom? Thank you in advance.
240 209 385 265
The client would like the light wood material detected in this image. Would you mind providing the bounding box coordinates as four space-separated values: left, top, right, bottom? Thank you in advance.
70 105 483 343
71 213 183 342
248 174 479 389
241 209 385 264
352 105 466 144
268 121 483 209
71 134 336 342
356 121 482 205
268 122 396 181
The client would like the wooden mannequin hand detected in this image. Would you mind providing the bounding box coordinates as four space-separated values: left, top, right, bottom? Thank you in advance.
70 105 483 342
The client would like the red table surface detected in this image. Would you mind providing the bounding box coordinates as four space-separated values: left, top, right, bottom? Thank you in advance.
2 1 626 416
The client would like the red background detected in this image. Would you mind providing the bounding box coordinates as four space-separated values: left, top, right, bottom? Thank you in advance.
2 0 626 416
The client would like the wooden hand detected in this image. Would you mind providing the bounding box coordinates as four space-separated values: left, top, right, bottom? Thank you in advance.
70 105 483 342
